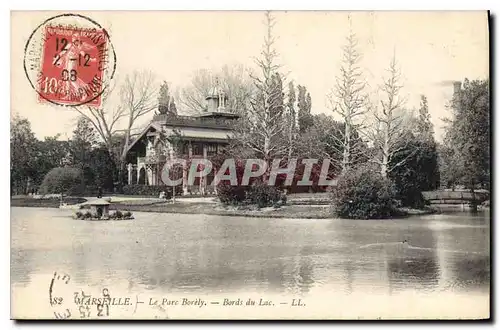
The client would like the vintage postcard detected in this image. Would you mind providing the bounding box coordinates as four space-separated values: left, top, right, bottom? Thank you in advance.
10 10 490 320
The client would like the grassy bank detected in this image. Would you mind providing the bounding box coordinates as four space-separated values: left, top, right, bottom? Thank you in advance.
11 195 436 219
10 196 87 208
110 200 436 219
109 201 334 219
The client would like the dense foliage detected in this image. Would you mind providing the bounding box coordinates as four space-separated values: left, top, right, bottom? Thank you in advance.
331 165 400 219
214 159 285 207
246 181 284 208
389 135 439 207
442 79 490 191
215 158 249 205
39 167 84 196
217 181 284 208
11 115 119 196
388 96 440 208
216 182 247 205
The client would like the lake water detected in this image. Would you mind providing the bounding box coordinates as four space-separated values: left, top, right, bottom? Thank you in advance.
10 207 490 319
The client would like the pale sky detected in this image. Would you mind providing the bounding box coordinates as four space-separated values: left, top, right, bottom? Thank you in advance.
11 11 489 141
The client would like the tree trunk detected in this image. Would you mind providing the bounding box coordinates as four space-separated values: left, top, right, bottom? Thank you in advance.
117 161 126 193
380 161 388 178
342 121 351 174
381 124 390 178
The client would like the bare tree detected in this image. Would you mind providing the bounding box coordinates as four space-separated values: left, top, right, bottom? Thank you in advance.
75 69 158 186
235 11 287 161
366 53 413 178
74 79 121 158
178 64 255 115
118 70 158 161
328 27 369 174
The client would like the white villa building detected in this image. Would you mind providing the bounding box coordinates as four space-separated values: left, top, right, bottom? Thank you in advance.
124 84 239 195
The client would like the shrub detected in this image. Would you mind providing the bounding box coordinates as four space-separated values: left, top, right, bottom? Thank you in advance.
389 135 439 208
276 159 336 193
75 211 83 219
39 167 85 196
216 182 247 205
123 211 132 218
215 159 248 205
115 210 123 219
331 166 400 219
213 159 288 207
246 181 283 208
84 211 92 219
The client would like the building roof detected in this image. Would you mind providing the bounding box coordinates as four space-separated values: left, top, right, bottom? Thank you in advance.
124 116 235 156
153 113 238 129
124 121 163 156
163 127 233 142
196 111 239 119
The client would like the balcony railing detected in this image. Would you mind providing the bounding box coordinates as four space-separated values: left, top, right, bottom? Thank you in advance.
137 154 167 164
152 114 236 130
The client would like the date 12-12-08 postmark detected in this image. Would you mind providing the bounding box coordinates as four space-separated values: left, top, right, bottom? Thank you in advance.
23 13 116 107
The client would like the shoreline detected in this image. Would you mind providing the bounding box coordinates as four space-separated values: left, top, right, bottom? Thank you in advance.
10 196 438 220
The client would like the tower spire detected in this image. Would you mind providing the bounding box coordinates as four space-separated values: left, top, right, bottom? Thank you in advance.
205 75 227 112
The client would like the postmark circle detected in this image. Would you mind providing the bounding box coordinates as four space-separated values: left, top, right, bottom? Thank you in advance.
23 13 117 107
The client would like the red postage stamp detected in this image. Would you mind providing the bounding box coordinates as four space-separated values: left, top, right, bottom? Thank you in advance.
39 25 107 106
24 14 116 107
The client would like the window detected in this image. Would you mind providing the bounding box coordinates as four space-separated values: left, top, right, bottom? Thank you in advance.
207 144 217 156
180 142 189 155
192 143 203 156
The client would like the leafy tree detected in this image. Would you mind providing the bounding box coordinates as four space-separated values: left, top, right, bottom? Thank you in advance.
389 132 439 207
88 147 116 192
297 85 313 133
10 115 39 194
157 81 178 116
416 95 433 140
442 78 490 210
70 116 97 166
68 116 97 188
437 142 460 190
388 95 439 208
39 167 84 196
269 73 285 119
296 114 369 174
34 135 71 185
285 81 297 157
414 94 440 191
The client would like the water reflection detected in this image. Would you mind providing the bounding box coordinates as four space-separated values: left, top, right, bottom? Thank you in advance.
387 256 440 293
385 219 440 293
11 208 490 299
449 257 490 291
